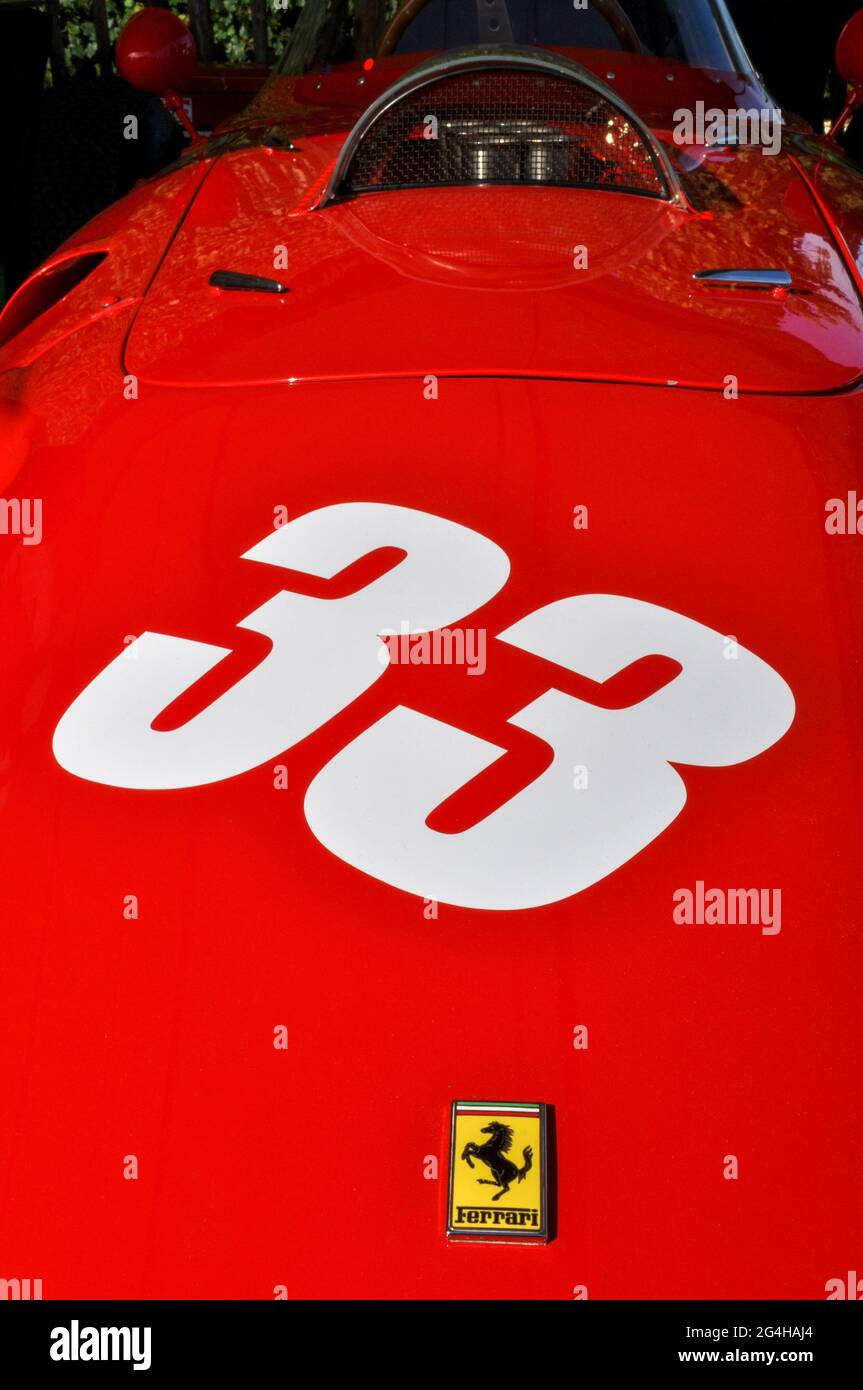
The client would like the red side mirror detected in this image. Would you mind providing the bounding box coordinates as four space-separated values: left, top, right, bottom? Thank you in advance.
832 10 863 139
837 9 863 85
116 7 198 96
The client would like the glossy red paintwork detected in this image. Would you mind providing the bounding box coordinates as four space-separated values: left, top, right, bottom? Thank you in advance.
1 35 862 1300
116 7 199 95
0 164 209 378
790 136 863 295
124 150 863 392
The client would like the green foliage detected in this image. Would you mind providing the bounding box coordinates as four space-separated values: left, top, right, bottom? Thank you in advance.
55 1 302 72
207 0 300 64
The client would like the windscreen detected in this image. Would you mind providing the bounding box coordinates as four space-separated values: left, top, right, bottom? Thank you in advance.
279 0 747 77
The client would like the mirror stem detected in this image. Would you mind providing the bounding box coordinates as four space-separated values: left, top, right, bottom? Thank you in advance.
163 90 202 145
828 83 863 142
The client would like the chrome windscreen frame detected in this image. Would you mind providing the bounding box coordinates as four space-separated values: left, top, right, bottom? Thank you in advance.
313 46 687 209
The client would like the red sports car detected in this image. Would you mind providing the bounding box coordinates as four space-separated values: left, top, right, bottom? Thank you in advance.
1 0 862 1304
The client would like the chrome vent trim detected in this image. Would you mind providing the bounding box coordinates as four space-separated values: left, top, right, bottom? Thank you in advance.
693 268 793 290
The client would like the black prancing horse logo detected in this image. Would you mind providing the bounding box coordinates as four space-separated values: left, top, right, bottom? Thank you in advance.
460 1121 533 1199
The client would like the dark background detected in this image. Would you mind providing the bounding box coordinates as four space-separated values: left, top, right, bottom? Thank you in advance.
727 0 861 128
0 3 185 295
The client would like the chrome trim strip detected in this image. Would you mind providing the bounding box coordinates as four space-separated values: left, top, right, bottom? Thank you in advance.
693 268 793 289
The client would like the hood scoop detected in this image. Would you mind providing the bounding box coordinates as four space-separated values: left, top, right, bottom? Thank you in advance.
319 48 678 205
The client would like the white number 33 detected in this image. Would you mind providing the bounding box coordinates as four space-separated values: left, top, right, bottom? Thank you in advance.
53 503 795 910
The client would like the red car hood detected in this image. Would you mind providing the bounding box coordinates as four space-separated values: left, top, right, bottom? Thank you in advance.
124 144 863 393
1 358 861 1296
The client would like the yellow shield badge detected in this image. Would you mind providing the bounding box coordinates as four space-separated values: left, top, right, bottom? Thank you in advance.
447 1101 548 1243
